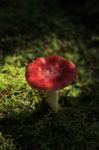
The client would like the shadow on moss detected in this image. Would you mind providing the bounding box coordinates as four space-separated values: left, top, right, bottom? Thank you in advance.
0 83 99 150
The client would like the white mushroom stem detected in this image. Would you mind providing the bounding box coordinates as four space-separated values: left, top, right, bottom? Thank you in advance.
45 91 59 111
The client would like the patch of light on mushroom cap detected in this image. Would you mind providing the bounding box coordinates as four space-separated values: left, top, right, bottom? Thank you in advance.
40 58 46 64
68 61 76 70
38 64 60 80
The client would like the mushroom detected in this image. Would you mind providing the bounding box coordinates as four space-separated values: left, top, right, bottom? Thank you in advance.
25 55 77 110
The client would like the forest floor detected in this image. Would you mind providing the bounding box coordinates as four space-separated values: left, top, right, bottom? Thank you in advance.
0 0 99 150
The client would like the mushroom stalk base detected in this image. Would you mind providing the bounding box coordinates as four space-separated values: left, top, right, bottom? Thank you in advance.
46 91 58 110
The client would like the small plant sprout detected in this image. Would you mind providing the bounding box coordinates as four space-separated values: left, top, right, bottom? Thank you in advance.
25 56 77 111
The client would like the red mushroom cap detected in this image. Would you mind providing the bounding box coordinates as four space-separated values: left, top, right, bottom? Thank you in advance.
26 56 77 91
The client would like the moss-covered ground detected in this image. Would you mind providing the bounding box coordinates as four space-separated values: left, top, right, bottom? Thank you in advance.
0 0 99 150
